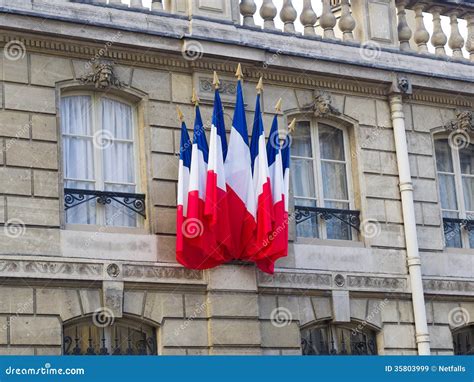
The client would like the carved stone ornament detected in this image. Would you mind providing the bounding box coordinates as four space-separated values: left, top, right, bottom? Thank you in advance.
397 76 412 94
444 110 474 132
80 62 124 89
389 75 412 95
303 91 341 117
106 263 120 278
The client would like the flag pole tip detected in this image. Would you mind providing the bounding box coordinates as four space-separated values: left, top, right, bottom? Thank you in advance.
176 106 184 122
256 77 264 94
275 98 282 112
288 118 296 133
213 71 220 89
235 63 243 80
191 88 199 106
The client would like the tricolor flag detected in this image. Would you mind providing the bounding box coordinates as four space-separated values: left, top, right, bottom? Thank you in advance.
224 64 257 259
182 94 224 269
205 72 233 260
256 110 288 273
248 78 274 260
176 110 192 267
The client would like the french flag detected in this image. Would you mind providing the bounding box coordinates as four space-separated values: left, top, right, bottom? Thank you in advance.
183 100 224 269
205 73 233 260
248 80 274 260
224 66 256 259
256 112 288 273
176 114 192 268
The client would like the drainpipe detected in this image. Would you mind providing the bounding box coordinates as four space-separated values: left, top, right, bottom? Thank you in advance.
389 85 430 355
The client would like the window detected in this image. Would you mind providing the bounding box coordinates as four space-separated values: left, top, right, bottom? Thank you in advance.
301 322 377 355
63 316 157 355
434 138 474 248
61 93 142 228
453 325 474 355
292 120 355 240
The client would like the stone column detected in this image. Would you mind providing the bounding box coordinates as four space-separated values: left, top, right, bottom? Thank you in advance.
388 89 430 355
351 0 399 47
206 265 262 354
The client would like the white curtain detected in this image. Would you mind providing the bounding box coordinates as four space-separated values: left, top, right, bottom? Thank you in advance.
101 97 136 227
62 96 96 225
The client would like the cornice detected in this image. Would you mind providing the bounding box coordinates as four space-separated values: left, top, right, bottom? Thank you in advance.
0 32 472 108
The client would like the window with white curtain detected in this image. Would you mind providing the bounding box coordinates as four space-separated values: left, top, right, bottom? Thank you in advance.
434 137 474 248
61 93 139 228
291 120 353 240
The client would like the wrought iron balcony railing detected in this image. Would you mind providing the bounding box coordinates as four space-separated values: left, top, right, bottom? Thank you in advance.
294 206 361 232
64 188 146 218
443 217 474 236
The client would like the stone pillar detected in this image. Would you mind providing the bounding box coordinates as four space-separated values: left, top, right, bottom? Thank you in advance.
206 265 262 354
351 0 399 47
388 86 430 355
168 0 238 22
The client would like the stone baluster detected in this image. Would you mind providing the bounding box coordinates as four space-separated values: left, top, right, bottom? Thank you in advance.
300 0 317 36
320 0 337 39
396 0 412 51
338 0 355 42
151 0 163 11
448 12 465 59
260 0 278 30
280 0 297 34
130 0 143 8
466 14 474 62
413 4 429 53
430 7 448 56
240 0 257 27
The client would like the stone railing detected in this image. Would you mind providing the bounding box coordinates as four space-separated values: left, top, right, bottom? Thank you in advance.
64 0 474 63
397 0 474 61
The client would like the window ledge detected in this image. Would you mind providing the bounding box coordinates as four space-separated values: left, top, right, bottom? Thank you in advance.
295 238 365 248
64 224 148 235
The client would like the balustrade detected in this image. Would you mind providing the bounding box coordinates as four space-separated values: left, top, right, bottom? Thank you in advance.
64 0 474 63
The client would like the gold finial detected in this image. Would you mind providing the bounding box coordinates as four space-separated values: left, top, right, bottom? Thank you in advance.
235 63 243 80
275 98 282 113
191 88 199 106
256 77 264 94
213 71 220 89
288 118 296 134
176 106 184 122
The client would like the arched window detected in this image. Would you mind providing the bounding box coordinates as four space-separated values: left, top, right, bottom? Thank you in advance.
301 322 377 355
63 316 157 355
453 325 474 355
292 120 356 240
434 137 474 248
61 92 144 227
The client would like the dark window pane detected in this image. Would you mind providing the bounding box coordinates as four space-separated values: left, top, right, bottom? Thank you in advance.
319 124 345 161
435 139 453 172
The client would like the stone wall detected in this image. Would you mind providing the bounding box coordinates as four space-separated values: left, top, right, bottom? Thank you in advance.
0 0 473 356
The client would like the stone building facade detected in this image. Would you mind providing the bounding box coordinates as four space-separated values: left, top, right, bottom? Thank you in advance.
0 0 473 356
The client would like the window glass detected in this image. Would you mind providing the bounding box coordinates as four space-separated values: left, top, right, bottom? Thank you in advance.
61 94 137 227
